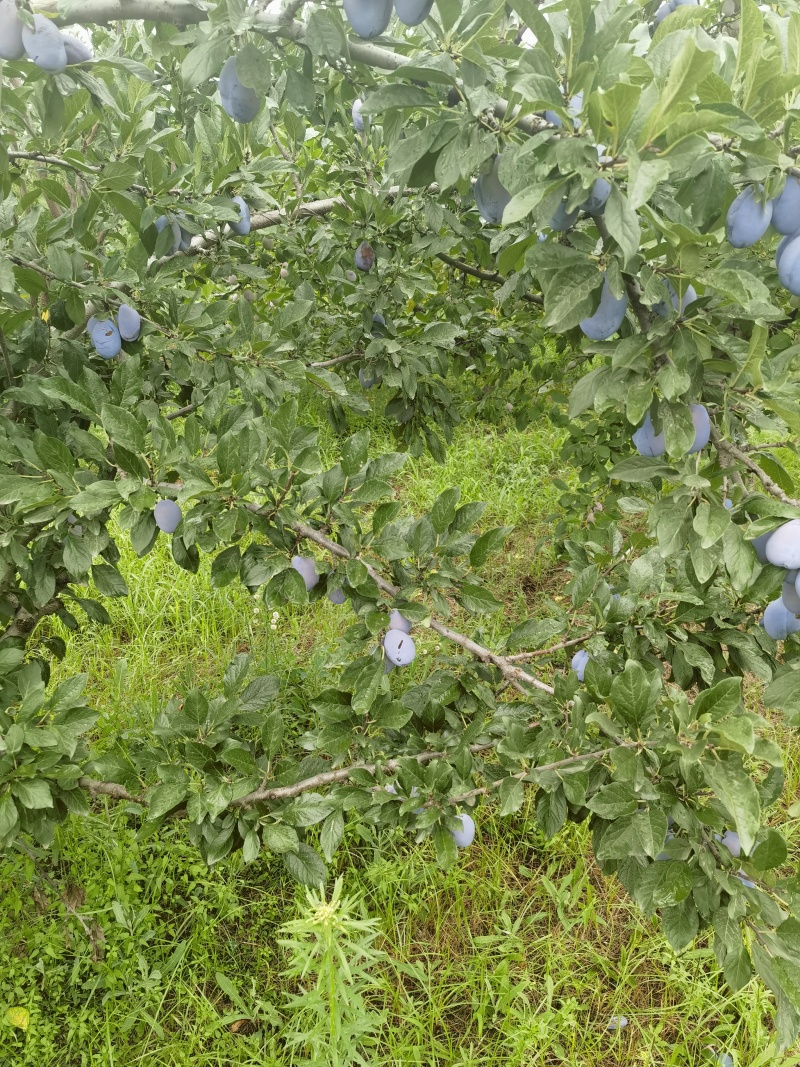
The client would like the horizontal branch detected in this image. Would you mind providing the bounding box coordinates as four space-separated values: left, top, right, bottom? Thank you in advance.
711 426 800 508
505 632 597 663
437 253 543 306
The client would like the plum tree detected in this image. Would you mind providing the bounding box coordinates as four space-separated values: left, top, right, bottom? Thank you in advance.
383 628 416 667
21 13 67 72
725 186 772 247
450 813 475 848
230 196 251 236
153 499 182 534
3 0 800 1049
0 0 24 59
218 54 261 123
342 0 393 38
354 240 375 272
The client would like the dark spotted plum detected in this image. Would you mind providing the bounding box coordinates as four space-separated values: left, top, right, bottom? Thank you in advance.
89 319 121 359
354 240 375 271
383 628 415 666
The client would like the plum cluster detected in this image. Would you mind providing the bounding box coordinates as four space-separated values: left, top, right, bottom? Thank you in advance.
754 520 800 638
0 3 92 72
727 178 800 295
86 304 141 359
343 0 432 38
632 403 710 458
154 198 249 257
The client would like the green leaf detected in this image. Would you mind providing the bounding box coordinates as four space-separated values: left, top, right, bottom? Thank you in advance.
12 778 53 809
283 842 326 886
459 583 503 614
660 899 699 952
101 404 145 454
262 823 299 853
181 36 230 89
704 762 761 856
148 782 189 820
470 527 511 568
764 668 800 713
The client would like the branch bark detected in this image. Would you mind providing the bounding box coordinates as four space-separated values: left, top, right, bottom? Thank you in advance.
711 426 800 508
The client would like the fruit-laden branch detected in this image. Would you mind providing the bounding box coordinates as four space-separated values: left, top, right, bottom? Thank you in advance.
37 2 539 136
291 521 555 694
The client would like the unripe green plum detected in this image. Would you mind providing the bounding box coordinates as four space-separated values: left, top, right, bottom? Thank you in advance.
342 0 393 38
579 276 628 339
770 176 800 234
632 412 666 457
765 519 800 569
154 499 182 533
383 628 415 666
473 156 511 224
0 0 25 60
450 812 475 848
291 555 319 591
345 269 357 283
22 14 67 72
279 267 289 279
394 0 433 24
219 55 261 123
726 185 772 247
354 240 375 271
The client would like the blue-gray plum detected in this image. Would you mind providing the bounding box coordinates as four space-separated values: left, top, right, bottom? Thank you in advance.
154 215 182 255
358 367 382 388
61 31 92 63
581 178 611 216
473 156 511 225
117 304 141 342
394 0 433 25
175 212 193 252
777 232 800 294
549 200 579 231
720 829 742 857
230 196 250 236
782 577 800 614
0 0 25 59
544 91 582 129
345 269 358 283
750 530 774 563
219 55 261 123
327 587 347 605
762 597 800 639
354 240 375 271
653 279 697 317
22 14 67 72
383 628 416 667
571 649 589 681
725 186 772 247
89 319 121 359
579 276 628 340
389 610 412 633
342 0 393 37
656 829 675 861
352 98 364 132
607 1016 628 1031
450 812 475 848
776 232 795 269
724 498 733 510
770 176 800 234
765 519 800 568
291 554 320 591
371 313 386 336
736 873 756 889
653 0 676 26
153 499 182 533
687 403 710 454
714 1054 733 1067
632 412 666 457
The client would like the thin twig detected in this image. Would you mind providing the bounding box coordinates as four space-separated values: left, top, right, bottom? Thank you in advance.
308 350 360 369
711 426 800 508
506 632 598 662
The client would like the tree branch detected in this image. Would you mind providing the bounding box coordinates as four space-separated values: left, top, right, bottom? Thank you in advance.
711 426 800 508
308 350 360 369
436 253 543 306
505 632 597 663
291 521 555 694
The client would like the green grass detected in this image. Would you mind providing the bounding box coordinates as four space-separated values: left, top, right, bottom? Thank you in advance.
1 410 799 1066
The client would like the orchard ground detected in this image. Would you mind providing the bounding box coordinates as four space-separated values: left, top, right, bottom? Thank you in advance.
2 383 799 1067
